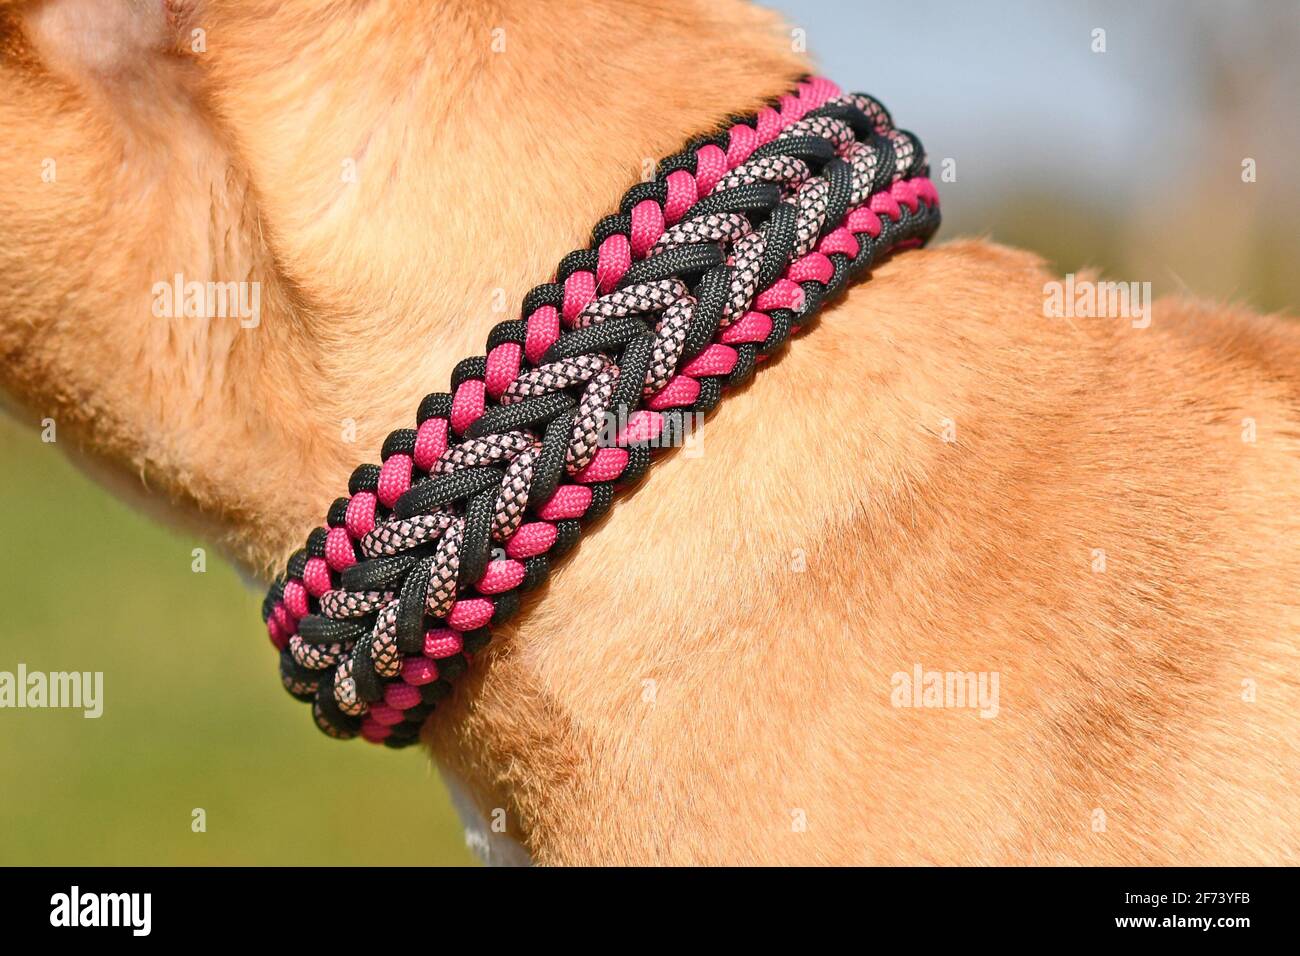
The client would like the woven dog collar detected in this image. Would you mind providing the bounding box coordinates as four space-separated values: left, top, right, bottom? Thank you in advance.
262 75 940 746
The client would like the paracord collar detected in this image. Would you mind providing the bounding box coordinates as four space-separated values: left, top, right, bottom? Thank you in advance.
262 75 940 746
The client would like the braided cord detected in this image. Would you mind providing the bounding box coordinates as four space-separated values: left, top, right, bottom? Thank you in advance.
262 76 941 746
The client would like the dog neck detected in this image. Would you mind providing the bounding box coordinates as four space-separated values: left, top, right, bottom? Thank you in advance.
3 0 808 574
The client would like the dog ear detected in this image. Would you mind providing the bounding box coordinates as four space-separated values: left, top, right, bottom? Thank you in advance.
17 0 191 77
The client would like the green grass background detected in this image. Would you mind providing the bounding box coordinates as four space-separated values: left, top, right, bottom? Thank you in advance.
0 417 475 865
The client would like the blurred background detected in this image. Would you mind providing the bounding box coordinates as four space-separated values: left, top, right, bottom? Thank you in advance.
0 428 476 865
1 1 1295 865
770 0 1300 313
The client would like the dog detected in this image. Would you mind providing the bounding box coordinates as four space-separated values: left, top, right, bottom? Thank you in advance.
2 0 1298 865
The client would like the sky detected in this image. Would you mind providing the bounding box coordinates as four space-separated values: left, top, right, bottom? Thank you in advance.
763 1 1298 197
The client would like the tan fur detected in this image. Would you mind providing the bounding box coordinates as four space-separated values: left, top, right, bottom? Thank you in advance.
2 0 1297 865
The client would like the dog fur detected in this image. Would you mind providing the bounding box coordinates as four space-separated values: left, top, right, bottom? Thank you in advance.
2 0 1298 865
